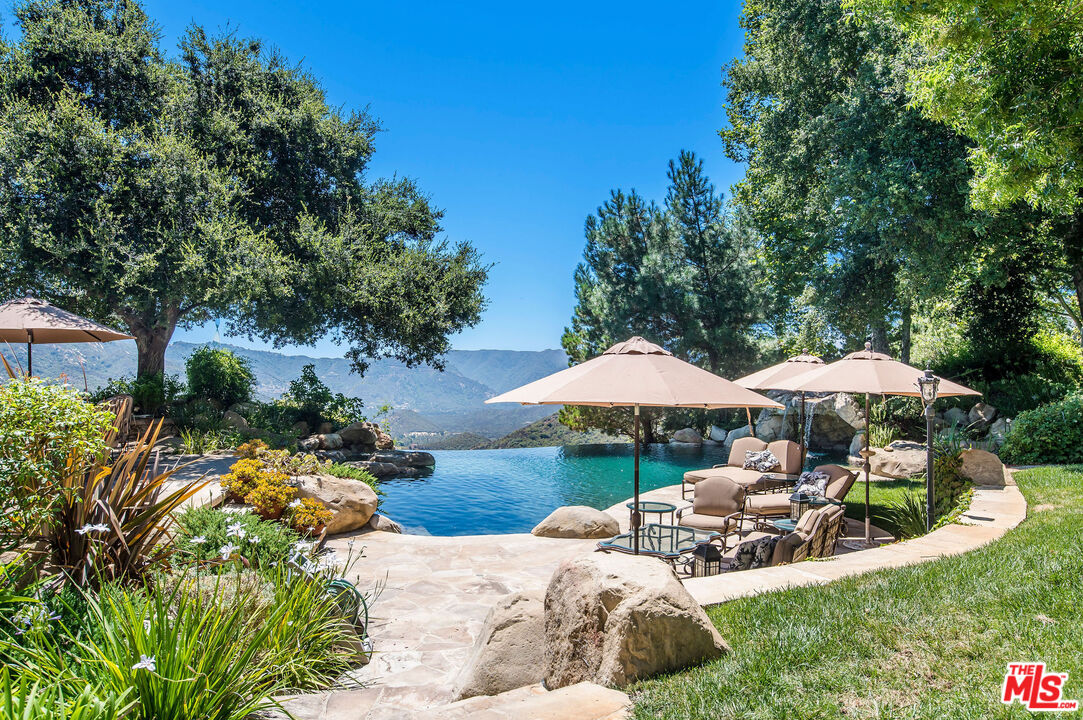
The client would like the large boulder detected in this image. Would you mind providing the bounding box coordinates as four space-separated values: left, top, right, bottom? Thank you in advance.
754 413 786 442
988 417 1011 444
723 424 752 449
370 450 436 468
532 506 619 539
317 433 344 450
671 428 703 444
831 392 865 429
222 410 249 431
958 448 1013 486
943 407 968 428
708 425 728 443
868 440 927 479
454 590 545 699
969 402 997 427
338 421 378 447
544 554 728 689
294 474 379 534
365 513 404 533
350 460 402 478
848 431 866 459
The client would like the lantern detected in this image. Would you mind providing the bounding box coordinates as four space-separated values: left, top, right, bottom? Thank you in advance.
790 492 811 522
692 543 724 577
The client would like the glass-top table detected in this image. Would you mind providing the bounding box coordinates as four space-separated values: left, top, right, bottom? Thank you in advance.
625 500 677 526
597 523 722 562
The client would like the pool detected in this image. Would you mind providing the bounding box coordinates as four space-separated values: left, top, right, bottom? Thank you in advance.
377 443 844 536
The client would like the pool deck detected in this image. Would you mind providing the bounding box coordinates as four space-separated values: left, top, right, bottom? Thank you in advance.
307 478 1026 719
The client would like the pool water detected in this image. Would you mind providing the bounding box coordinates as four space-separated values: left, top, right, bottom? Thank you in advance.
377 443 843 536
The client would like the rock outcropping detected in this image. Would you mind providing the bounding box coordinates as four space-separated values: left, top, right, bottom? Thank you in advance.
294 474 379 534
544 554 728 689
531 506 619 539
454 590 546 699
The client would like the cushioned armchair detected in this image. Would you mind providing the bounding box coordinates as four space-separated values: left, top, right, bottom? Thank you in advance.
676 476 746 548
741 464 856 525
682 437 802 499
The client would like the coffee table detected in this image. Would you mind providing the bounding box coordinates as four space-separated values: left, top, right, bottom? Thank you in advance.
597 523 722 571
626 500 677 526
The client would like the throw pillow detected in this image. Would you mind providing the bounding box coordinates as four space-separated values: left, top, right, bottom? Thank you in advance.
732 540 756 571
751 535 781 569
793 470 830 497
743 449 781 472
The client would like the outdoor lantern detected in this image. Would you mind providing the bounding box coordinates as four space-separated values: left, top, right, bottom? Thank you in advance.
790 492 811 522
917 369 940 406
692 543 723 577
917 369 940 532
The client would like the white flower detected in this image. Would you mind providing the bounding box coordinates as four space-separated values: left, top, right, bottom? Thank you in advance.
219 543 240 560
132 654 156 672
76 523 109 535
189 535 207 545
143 620 151 634
226 522 246 539
248 536 260 544
293 541 312 553
288 499 302 509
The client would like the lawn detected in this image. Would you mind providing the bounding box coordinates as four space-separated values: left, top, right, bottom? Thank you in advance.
630 466 1083 719
839 477 925 538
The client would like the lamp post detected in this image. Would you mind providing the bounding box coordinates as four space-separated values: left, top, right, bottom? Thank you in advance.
917 370 940 532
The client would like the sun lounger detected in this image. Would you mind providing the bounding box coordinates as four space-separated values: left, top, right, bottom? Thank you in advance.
682 438 802 499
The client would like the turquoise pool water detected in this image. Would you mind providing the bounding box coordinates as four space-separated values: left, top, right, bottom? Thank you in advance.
377 443 842 536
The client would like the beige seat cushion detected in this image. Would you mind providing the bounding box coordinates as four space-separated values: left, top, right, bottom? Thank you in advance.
678 512 739 532
818 464 857 502
685 466 797 488
771 531 807 565
692 476 745 516
726 436 768 467
767 440 802 475
743 492 791 517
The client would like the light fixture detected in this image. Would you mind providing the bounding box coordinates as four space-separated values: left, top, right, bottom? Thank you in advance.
916 369 940 532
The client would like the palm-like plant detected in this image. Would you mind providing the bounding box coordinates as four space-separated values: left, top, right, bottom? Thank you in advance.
51 421 208 587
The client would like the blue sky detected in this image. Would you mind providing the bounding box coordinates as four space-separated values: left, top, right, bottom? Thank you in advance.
15 0 750 355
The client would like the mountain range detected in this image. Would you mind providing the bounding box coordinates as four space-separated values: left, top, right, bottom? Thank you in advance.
14 341 568 438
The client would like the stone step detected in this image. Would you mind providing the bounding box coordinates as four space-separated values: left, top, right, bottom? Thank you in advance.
412 683 631 720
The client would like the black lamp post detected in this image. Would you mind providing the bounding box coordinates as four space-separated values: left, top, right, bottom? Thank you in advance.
917 369 940 532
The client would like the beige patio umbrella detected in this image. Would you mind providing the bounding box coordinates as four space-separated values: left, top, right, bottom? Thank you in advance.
0 297 134 376
486 336 782 553
774 342 979 545
736 351 825 462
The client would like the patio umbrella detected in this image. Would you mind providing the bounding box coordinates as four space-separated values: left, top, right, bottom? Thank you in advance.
735 351 825 462
774 342 979 545
485 336 782 553
0 297 134 376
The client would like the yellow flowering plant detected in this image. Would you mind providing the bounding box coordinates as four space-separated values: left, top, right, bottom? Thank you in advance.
286 498 333 534
243 471 296 520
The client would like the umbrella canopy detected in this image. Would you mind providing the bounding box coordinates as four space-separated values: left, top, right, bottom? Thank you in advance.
735 352 826 462
487 336 781 554
774 342 980 545
734 352 825 390
0 297 134 376
771 344 978 397
487 336 783 409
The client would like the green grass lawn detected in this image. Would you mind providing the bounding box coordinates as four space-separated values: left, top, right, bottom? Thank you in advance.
630 466 1083 719
839 477 925 538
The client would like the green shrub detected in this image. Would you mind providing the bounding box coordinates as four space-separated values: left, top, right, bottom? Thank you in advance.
283 364 364 429
89 373 183 414
0 379 114 553
999 394 1083 465
324 462 381 496
178 428 243 454
175 507 301 570
185 346 255 407
881 492 928 539
0 668 134 720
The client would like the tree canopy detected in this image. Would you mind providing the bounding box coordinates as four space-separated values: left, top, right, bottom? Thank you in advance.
0 0 488 378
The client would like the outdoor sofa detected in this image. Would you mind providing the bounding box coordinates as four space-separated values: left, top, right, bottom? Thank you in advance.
682 437 802 499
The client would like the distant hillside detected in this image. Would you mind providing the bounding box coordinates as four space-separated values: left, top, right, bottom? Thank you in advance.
13 341 568 438
415 432 493 450
488 413 627 449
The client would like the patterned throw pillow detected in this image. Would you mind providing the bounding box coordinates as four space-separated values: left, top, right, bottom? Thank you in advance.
743 450 781 472
734 535 781 571
793 470 830 497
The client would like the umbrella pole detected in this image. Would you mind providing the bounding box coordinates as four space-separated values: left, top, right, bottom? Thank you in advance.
799 392 807 467
745 407 755 437
633 403 641 555
864 393 871 545
26 334 32 377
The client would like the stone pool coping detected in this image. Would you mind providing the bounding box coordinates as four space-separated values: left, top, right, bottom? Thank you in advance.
298 477 1026 719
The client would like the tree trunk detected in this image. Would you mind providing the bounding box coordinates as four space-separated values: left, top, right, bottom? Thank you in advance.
125 307 180 379
899 301 912 365
1064 208 1083 348
870 323 889 354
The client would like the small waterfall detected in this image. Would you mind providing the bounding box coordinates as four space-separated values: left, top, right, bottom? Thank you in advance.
803 398 818 450
779 399 791 440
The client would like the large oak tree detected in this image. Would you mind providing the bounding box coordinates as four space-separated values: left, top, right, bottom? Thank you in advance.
0 0 487 378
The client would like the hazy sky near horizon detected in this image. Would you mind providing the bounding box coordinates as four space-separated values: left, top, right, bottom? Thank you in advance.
8 1 749 356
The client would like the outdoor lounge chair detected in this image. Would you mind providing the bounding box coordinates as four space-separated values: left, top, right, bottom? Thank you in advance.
676 476 745 549
682 437 802 499
728 503 845 569
740 464 857 524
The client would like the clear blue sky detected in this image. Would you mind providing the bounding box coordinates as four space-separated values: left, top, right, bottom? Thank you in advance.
18 0 750 355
